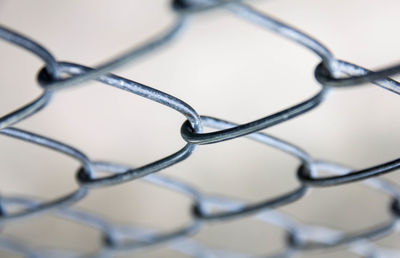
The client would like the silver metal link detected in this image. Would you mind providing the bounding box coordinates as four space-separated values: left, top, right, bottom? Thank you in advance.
0 0 399 257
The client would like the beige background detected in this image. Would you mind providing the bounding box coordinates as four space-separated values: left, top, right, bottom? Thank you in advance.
0 0 399 257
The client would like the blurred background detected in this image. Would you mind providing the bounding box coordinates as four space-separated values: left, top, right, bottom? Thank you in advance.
0 0 399 257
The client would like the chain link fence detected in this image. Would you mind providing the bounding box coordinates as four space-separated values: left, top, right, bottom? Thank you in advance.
0 0 400 257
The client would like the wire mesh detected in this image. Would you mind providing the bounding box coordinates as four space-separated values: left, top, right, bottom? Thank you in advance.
0 0 400 257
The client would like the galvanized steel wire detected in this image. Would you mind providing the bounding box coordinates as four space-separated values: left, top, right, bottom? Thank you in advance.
0 0 400 257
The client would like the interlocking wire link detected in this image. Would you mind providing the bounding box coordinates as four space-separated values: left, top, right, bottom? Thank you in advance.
0 0 400 257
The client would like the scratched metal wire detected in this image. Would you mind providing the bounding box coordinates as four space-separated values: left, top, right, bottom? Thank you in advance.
0 0 399 257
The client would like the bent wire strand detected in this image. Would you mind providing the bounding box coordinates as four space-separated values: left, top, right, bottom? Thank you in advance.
287 161 400 251
0 26 57 130
0 127 93 221
0 196 200 258
40 61 203 187
189 116 310 220
180 89 328 145
176 0 400 88
84 161 203 251
36 17 187 91
298 158 400 187
0 165 205 255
